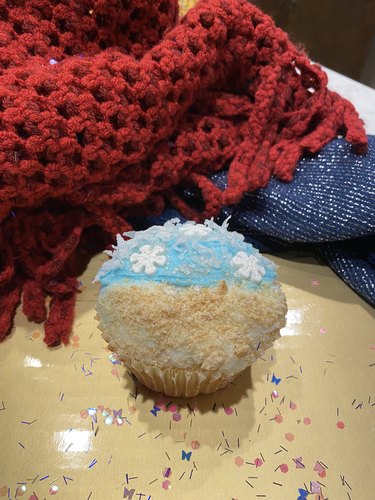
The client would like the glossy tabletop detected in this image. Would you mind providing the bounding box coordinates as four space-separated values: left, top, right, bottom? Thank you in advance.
1 248 374 500
1 6 375 499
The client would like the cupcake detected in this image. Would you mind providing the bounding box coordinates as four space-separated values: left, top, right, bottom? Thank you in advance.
95 218 287 397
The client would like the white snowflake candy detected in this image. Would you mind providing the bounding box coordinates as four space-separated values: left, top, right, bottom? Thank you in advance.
129 245 166 275
230 251 266 283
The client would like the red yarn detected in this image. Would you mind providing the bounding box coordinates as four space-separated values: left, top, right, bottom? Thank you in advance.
0 0 367 346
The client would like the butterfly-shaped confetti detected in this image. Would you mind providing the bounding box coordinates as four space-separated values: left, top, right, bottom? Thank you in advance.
297 487 309 499
113 409 122 418
272 373 281 385
182 450 192 461
150 406 161 417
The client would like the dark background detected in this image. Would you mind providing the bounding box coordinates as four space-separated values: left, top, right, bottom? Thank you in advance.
253 0 375 88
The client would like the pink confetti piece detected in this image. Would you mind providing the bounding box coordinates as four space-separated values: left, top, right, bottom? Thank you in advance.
320 327 327 334
15 485 27 497
162 480 171 490
318 470 326 478
285 432 295 442
311 279 320 287
275 414 283 423
172 413 182 422
169 404 177 413
294 457 305 469
254 458 263 468
280 463 289 473
29 496 38 500
234 456 244 467
271 390 279 398
337 421 345 429
49 485 59 495
80 409 88 419
191 440 200 450
303 417 312 425
369 345 375 351
98 405 105 413
290 402 297 410
310 481 321 494
110 368 119 377
313 462 325 473
224 407 234 415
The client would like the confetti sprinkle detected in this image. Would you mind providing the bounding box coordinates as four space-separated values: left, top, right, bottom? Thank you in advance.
310 481 321 494
172 413 182 422
234 456 244 467
285 433 295 442
163 467 172 478
182 451 192 461
275 414 283 423
293 457 305 469
224 407 234 415
271 374 281 385
104 415 113 425
150 406 161 417
320 328 327 334
16 485 27 496
336 421 345 429
49 58 58 65
49 485 59 495
109 353 121 365
303 417 312 425
191 440 200 450
162 480 171 490
311 279 320 287
313 462 325 473
254 458 263 468
290 402 297 410
279 464 288 473
298 487 309 499
272 390 279 398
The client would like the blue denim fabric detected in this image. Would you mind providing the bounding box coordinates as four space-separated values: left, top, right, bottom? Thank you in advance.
132 136 375 306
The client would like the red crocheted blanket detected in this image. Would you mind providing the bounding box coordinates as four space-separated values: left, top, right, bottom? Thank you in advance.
0 0 367 346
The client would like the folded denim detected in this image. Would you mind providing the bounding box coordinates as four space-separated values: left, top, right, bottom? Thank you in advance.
137 136 375 306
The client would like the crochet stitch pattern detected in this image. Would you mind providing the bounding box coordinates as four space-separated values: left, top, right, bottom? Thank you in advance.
0 0 367 346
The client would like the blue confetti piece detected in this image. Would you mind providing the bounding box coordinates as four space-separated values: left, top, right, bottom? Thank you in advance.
298 487 309 498
150 406 161 417
272 373 281 385
182 450 192 461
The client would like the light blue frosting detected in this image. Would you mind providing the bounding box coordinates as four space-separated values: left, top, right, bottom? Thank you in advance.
95 218 278 290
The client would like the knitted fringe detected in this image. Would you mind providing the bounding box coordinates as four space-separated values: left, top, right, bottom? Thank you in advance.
0 0 367 345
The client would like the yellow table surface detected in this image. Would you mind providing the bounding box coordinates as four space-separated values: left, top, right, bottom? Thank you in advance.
1 251 374 500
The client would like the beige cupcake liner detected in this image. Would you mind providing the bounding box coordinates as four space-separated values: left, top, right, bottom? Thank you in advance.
123 358 242 397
